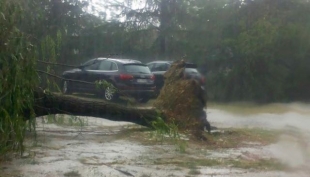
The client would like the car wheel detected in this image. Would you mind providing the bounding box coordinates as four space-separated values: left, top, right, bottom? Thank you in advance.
104 85 118 101
62 80 72 94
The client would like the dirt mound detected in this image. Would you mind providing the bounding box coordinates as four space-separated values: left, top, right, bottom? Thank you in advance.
153 60 208 132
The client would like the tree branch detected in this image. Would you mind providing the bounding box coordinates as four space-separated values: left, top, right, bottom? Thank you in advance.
37 60 77 68
36 70 95 85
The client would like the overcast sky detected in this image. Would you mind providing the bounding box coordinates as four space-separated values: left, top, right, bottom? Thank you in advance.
88 0 144 20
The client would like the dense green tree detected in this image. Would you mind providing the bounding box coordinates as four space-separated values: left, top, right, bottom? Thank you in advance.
202 0 310 102
0 0 38 155
106 0 194 58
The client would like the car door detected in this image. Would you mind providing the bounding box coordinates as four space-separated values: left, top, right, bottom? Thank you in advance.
87 60 114 92
78 60 100 92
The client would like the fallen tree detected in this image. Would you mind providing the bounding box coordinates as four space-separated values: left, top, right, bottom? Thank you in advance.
31 89 159 127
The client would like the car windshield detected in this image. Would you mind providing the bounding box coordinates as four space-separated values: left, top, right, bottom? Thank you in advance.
124 64 151 74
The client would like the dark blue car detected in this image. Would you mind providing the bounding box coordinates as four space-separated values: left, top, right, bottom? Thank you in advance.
62 58 156 102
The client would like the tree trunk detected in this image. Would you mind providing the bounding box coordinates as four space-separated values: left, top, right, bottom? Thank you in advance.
31 90 160 127
158 0 171 56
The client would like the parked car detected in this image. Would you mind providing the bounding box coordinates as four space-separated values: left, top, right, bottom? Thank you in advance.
62 58 156 102
146 60 205 94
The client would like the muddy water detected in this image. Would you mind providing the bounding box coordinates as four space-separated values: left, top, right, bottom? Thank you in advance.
207 103 310 131
207 102 310 170
0 102 310 177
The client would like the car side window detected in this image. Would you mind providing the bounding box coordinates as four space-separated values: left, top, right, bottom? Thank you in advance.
111 62 118 71
84 61 99 70
153 63 169 72
80 59 96 67
98 60 112 70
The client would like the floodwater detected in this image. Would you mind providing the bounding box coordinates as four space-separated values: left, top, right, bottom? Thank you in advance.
207 102 310 131
0 102 309 177
208 102 310 171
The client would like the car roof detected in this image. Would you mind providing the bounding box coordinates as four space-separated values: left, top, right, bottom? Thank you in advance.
147 60 196 66
147 60 174 64
97 58 142 64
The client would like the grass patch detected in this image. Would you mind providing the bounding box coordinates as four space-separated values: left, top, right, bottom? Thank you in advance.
188 169 201 175
182 159 222 167
116 118 190 153
64 171 81 177
154 157 287 171
113 126 151 141
45 114 88 127
228 158 287 170
112 126 280 154
154 158 222 168
196 128 281 149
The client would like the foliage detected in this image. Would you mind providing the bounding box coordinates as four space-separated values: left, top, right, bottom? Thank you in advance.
0 0 38 156
205 0 310 102
151 117 179 140
0 0 67 157
150 116 188 153
95 80 118 93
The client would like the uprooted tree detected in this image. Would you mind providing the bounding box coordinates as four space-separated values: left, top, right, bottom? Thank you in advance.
153 60 210 133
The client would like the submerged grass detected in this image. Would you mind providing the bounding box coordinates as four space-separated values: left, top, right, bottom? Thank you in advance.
64 171 81 177
45 115 88 127
154 157 287 171
148 127 285 171
228 158 287 170
198 128 281 149
119 120 281 151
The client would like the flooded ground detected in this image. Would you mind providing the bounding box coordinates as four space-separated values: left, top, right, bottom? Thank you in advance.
1 102 310 177
208 102 310 130
208 102 310 172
